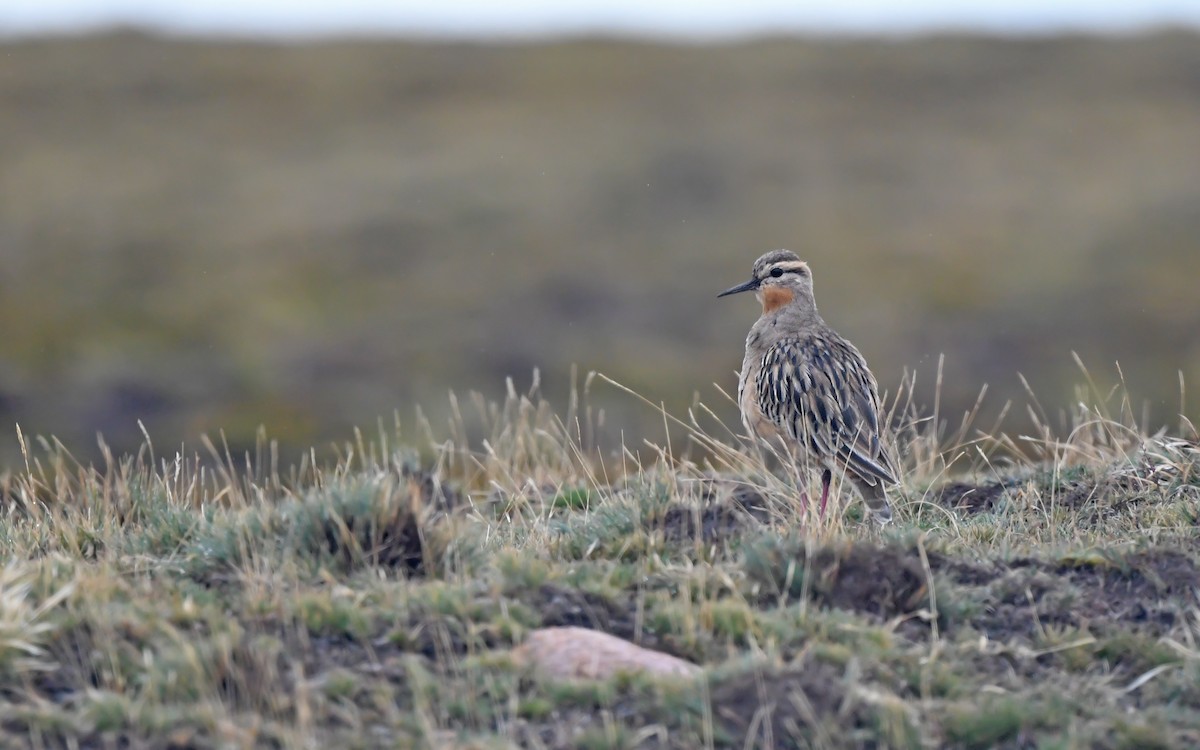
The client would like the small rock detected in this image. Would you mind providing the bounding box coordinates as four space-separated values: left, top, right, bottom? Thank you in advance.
512 626 701 681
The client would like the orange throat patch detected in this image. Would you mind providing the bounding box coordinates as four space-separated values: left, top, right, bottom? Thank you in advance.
761 286 794 314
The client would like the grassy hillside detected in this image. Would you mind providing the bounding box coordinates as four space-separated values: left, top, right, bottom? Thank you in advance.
2 32 1200 467
0 379 1197 748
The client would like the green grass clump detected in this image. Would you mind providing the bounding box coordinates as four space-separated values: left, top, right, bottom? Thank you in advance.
942 698 1030 748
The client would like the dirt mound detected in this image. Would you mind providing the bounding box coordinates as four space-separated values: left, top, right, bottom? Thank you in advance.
710 660 875 745
531 583 640 641
954 548 1198 640
935 481 1009 514
1058 549 1198 630
658 502 764 545
745 539 931 620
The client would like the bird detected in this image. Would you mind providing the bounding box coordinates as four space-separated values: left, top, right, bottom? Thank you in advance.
718 249 899 523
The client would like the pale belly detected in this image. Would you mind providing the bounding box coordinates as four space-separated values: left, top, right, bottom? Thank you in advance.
738 354 819 469
738 359 784 444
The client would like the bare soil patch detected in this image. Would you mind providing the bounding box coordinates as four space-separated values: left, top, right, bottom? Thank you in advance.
657 502 765 545
709 660 874 745
935 481 1009 514
945 548 1198 641
529 583 641 642
746 540 932 621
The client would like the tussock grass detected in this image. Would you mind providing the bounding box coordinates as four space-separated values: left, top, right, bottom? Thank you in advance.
1 365 1198 748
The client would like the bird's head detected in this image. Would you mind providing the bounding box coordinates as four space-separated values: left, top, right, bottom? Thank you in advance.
718 249 814 314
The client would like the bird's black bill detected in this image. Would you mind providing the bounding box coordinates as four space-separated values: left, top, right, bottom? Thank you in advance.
717 278 759 298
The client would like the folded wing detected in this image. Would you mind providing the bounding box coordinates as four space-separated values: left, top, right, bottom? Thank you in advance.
755 336 899 487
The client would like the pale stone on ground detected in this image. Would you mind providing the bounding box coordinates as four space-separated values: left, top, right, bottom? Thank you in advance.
512 626 701 681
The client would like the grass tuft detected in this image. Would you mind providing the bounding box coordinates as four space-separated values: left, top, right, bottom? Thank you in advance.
0 367 1197 746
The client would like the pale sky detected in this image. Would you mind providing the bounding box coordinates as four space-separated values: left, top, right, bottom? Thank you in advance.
3 0 1200 37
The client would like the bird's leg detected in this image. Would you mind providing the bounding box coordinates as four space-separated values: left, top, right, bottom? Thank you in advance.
818 468 832 518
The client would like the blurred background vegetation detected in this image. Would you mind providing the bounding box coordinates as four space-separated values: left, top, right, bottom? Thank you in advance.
1 30 1198 468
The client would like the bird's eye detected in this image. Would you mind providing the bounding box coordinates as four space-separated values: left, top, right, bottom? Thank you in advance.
769 268 784 278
